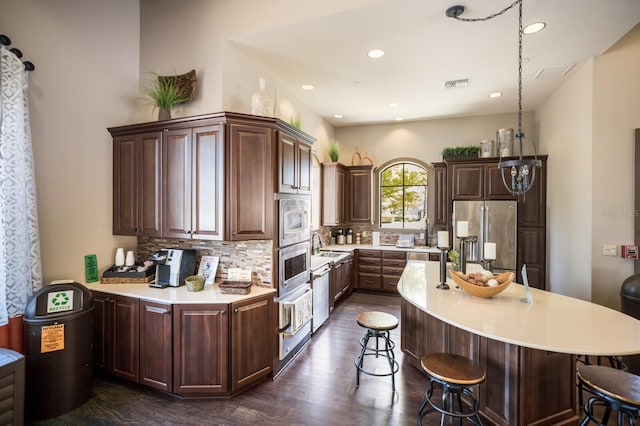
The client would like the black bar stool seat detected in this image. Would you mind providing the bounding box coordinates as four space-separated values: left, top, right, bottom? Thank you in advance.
354 311 399 392
577 364 640 425
417 353 485 426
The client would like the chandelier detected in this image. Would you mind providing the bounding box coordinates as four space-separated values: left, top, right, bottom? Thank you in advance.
446 0 541 196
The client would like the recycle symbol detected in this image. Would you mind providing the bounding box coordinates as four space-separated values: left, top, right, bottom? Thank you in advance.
51 292 70 307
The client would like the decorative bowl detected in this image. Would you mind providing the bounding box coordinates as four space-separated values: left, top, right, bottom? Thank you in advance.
185 275 206 292
449 270 514 298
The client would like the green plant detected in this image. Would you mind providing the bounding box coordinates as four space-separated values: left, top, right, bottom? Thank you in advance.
328 140 340 162
441 146 480 158
448 250 460 269
142 72 190 110
289 116 301 129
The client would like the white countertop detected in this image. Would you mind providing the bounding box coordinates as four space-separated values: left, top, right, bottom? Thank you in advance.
398 261 640 356
321 243 440 253
87 282 276 304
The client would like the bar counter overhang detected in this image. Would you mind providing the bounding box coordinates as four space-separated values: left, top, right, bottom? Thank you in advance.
398 261 640 426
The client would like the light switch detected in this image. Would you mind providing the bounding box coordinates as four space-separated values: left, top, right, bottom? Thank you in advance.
603 244 617 256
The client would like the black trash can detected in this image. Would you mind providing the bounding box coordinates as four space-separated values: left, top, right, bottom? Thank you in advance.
621 274 640 374
24 281 93 420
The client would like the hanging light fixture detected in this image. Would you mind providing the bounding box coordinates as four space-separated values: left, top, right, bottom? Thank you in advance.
446 0 541 196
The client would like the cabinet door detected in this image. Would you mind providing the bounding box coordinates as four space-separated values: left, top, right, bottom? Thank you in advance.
173 304 229 396
517 227 546 290
484 163 517 199
347 165 373 223
113 133 161 236
231 295 273 392
330 260 343 309
140 301 172 392
278 133 297 194
227 124 273 240
322 163 346 225
111 295 139 382
432 163 449 226
162 129 192 239
92 292 110 372
451 163 483 200
297 141 312 194
192 125 224 240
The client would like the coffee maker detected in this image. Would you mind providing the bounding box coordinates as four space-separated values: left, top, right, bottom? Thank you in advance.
151 249 196 288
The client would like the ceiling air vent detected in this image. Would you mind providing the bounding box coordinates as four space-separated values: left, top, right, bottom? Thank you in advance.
444 78 469 89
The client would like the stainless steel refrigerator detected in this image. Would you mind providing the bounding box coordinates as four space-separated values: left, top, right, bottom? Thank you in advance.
452 200 517 272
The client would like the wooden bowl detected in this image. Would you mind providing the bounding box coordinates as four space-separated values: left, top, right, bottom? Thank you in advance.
449 270 514 298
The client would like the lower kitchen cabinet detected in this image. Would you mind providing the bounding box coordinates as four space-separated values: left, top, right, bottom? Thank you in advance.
92 292 140 382
92 291 274 398
329 253 353 312
173 304 229 396
381 251 407 293
140 300 172 392
357 249 382 291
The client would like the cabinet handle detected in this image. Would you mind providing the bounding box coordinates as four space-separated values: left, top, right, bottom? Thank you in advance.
234 308 239 313
145 305 170 315
220 310 226 315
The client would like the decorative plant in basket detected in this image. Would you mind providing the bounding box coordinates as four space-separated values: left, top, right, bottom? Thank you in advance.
441 146 480 160
142 70 195 120
328 140 340 162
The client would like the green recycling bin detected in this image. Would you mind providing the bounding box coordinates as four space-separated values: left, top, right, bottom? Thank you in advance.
24 281 93 420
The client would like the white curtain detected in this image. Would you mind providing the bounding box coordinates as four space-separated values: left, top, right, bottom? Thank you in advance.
0 45 42 326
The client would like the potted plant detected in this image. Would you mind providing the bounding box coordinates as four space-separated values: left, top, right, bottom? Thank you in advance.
328 140 340 162
441 146 480 160
448 250 460 270
142 72 191 120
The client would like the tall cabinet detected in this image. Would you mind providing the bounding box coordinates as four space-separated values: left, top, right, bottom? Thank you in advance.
430 156 547 289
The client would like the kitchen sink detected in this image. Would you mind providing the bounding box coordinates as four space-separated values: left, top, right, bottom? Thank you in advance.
316 252 344 258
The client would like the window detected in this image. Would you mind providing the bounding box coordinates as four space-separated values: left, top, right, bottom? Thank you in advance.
379 161 428 229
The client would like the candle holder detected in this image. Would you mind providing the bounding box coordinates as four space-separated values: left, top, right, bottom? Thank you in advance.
480 258 495 273
457 236 470 274
438 247 450 290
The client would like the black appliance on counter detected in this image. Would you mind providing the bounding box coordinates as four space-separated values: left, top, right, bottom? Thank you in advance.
150 249 196 288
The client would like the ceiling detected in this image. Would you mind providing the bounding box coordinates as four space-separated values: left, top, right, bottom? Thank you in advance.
230 0 640 127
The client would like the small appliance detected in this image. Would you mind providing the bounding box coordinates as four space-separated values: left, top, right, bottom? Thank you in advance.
150 249 196 288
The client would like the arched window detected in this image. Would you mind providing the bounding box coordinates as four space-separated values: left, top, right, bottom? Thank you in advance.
379 161 428 229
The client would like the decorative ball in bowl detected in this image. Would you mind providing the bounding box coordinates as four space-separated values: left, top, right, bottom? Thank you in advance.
449 270 514 298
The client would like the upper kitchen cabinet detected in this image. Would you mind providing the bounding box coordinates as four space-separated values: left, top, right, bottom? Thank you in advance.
277 130 314 195
430 162 448 227
163 125 225 240
112 132 162 236
322 162 346 226
346 165 374 224
226 123 274 241
449 158 516 200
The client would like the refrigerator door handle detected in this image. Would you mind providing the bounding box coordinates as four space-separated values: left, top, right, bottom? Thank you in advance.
480 205 486 259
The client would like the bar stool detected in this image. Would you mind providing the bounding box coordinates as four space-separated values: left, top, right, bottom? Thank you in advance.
417 353 485 426
577 364 640 425
354 311 400 392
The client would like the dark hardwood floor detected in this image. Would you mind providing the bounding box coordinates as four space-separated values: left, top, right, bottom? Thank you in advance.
28 292 442 426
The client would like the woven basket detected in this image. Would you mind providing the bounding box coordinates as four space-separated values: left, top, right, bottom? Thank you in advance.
219 280 253 295
100 275 155 284
185 275 205 292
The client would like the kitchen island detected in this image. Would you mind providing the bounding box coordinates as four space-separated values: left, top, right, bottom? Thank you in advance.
398 261 640 426
88 282 275 398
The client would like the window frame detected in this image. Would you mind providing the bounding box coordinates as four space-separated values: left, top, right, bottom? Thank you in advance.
375 158 432 231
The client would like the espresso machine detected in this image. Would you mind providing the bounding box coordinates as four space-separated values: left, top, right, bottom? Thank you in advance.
150 249 196 288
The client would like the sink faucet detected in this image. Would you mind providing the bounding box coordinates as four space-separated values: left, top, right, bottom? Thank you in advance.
311 232 324 254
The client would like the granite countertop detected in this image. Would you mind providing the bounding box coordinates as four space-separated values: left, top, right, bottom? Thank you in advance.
85 281 276 304
397 261 640 356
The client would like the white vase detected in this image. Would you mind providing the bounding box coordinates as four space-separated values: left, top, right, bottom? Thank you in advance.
125 250 135 266
251 77 273 116
115 248 125 266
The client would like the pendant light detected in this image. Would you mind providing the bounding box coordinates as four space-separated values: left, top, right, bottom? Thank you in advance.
446 0 541 196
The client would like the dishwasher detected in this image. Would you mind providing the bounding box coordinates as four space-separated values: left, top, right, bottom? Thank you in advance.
310 264 330 333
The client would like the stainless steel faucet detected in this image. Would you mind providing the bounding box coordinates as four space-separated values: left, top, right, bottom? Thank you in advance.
311 232 324 253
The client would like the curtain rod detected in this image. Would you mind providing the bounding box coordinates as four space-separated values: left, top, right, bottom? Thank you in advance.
0 34 35 71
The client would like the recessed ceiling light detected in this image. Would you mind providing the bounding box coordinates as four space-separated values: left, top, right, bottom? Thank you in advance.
367 49 385 59
334 114 343 119
395 117 404 121
488 92 502 98
388 102 399 108
301 84 314 91
523 22 546 34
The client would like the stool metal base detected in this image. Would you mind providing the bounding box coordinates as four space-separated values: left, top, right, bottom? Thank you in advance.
580 395 639 426
417 377 482 426
354 328 399 392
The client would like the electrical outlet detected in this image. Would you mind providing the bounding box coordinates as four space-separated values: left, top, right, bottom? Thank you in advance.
419 233 425 239
603 244 617 256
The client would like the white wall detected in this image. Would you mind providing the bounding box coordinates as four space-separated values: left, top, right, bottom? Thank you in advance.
0 1 140 283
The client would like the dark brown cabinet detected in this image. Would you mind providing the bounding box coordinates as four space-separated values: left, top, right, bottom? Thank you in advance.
322 162 347 226
163 125 225 240
227 123 274 241
140 300 172 392
92 292 139 382
357 249 382 291
231 295 274 392
277 131 313 195
329 253 353 311
346 165 373 223
112 132 162 236
381 251 407 293
173 303 229 396
450 160 515 200
431 162 448 227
